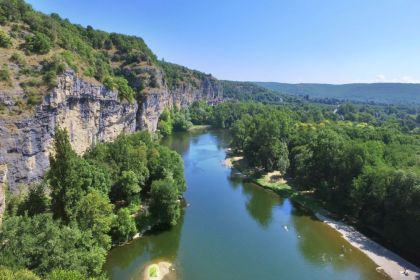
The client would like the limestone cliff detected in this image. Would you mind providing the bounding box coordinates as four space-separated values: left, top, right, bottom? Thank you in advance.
0 70 223 192
0 70 137 191
139 75 223 131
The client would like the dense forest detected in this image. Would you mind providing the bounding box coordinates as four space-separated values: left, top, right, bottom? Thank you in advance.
157 101 420 262
0 128 185 279
257 82 420 104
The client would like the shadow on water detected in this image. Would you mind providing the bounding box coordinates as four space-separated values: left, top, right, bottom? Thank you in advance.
240 182 282 229
291 210 389 280
104 212 185 279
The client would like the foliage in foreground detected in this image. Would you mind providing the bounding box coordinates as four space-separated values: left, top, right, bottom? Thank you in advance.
0 128 186 278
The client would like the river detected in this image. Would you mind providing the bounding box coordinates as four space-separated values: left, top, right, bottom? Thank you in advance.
104 129 388 280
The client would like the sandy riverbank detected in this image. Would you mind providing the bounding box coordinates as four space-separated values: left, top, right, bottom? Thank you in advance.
315 213 420 280
223 156 243 168
223 153 420 279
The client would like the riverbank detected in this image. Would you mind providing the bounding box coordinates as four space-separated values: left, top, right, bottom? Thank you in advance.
224 152 420 280
188 125 212 131
316 213 420 280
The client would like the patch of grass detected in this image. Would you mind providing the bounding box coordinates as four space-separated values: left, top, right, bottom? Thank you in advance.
0 64 12 85
188 125 211 131
148 264 159 277
10 52 26 66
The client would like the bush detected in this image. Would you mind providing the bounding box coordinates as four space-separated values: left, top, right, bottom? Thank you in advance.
0 64 11 83
46 269 85 280
10 52 26 66
0 266 40 280
103 76 135 103
41 56 66 88
26 90 43 106
25 32 51 54
0 30 12 48
43 70 58 89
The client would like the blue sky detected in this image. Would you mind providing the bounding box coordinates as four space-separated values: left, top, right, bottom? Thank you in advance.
26 0 420 84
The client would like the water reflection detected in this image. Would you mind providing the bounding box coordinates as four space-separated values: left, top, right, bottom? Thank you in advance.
105 211 184 279
291 205 388 279
241 182 282 228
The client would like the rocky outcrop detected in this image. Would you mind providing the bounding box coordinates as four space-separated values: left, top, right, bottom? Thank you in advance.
0 70 223 193
139 75 223 131
0 70 137 191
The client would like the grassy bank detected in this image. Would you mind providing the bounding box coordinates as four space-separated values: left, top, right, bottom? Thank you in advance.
188 124 212 131
228 155 332 217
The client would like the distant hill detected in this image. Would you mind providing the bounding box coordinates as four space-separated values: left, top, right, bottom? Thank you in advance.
255 82 420 104
221 80 284 103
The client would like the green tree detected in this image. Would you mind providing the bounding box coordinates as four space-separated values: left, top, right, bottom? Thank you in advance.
110 208 137 244
0 266 40 280
111 170 141 204
147 146 186 194
75 190 114 249
48 127 109 223
25 32 51 54
172 109 192 131
189 101 212 124
18 184 49 216
0 214 106 277
157 109 173 136
149 176 181 227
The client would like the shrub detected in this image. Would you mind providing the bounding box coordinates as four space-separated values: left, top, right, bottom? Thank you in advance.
43 70 58 89
25 32 51 54
103 76 135 103
0 266 40 280
10 52 26 66
0 30 12 48
46 269 85 280
0 64 11 83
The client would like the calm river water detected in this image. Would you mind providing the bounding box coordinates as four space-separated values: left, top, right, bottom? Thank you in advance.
104 129 387 280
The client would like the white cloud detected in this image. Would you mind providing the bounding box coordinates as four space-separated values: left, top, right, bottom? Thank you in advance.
374 74 420 83
375 74 386 82
401 76 420 83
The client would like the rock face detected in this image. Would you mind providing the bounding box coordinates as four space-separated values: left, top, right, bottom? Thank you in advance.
0 70 223 194
139 75 223 131
0 71 137 192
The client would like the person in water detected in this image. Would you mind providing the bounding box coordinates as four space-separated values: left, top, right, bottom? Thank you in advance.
400 268 409 276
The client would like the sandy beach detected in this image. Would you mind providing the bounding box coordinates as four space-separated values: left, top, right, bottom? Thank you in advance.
315 213 420 280
223 156 243 168
223 152 420 280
